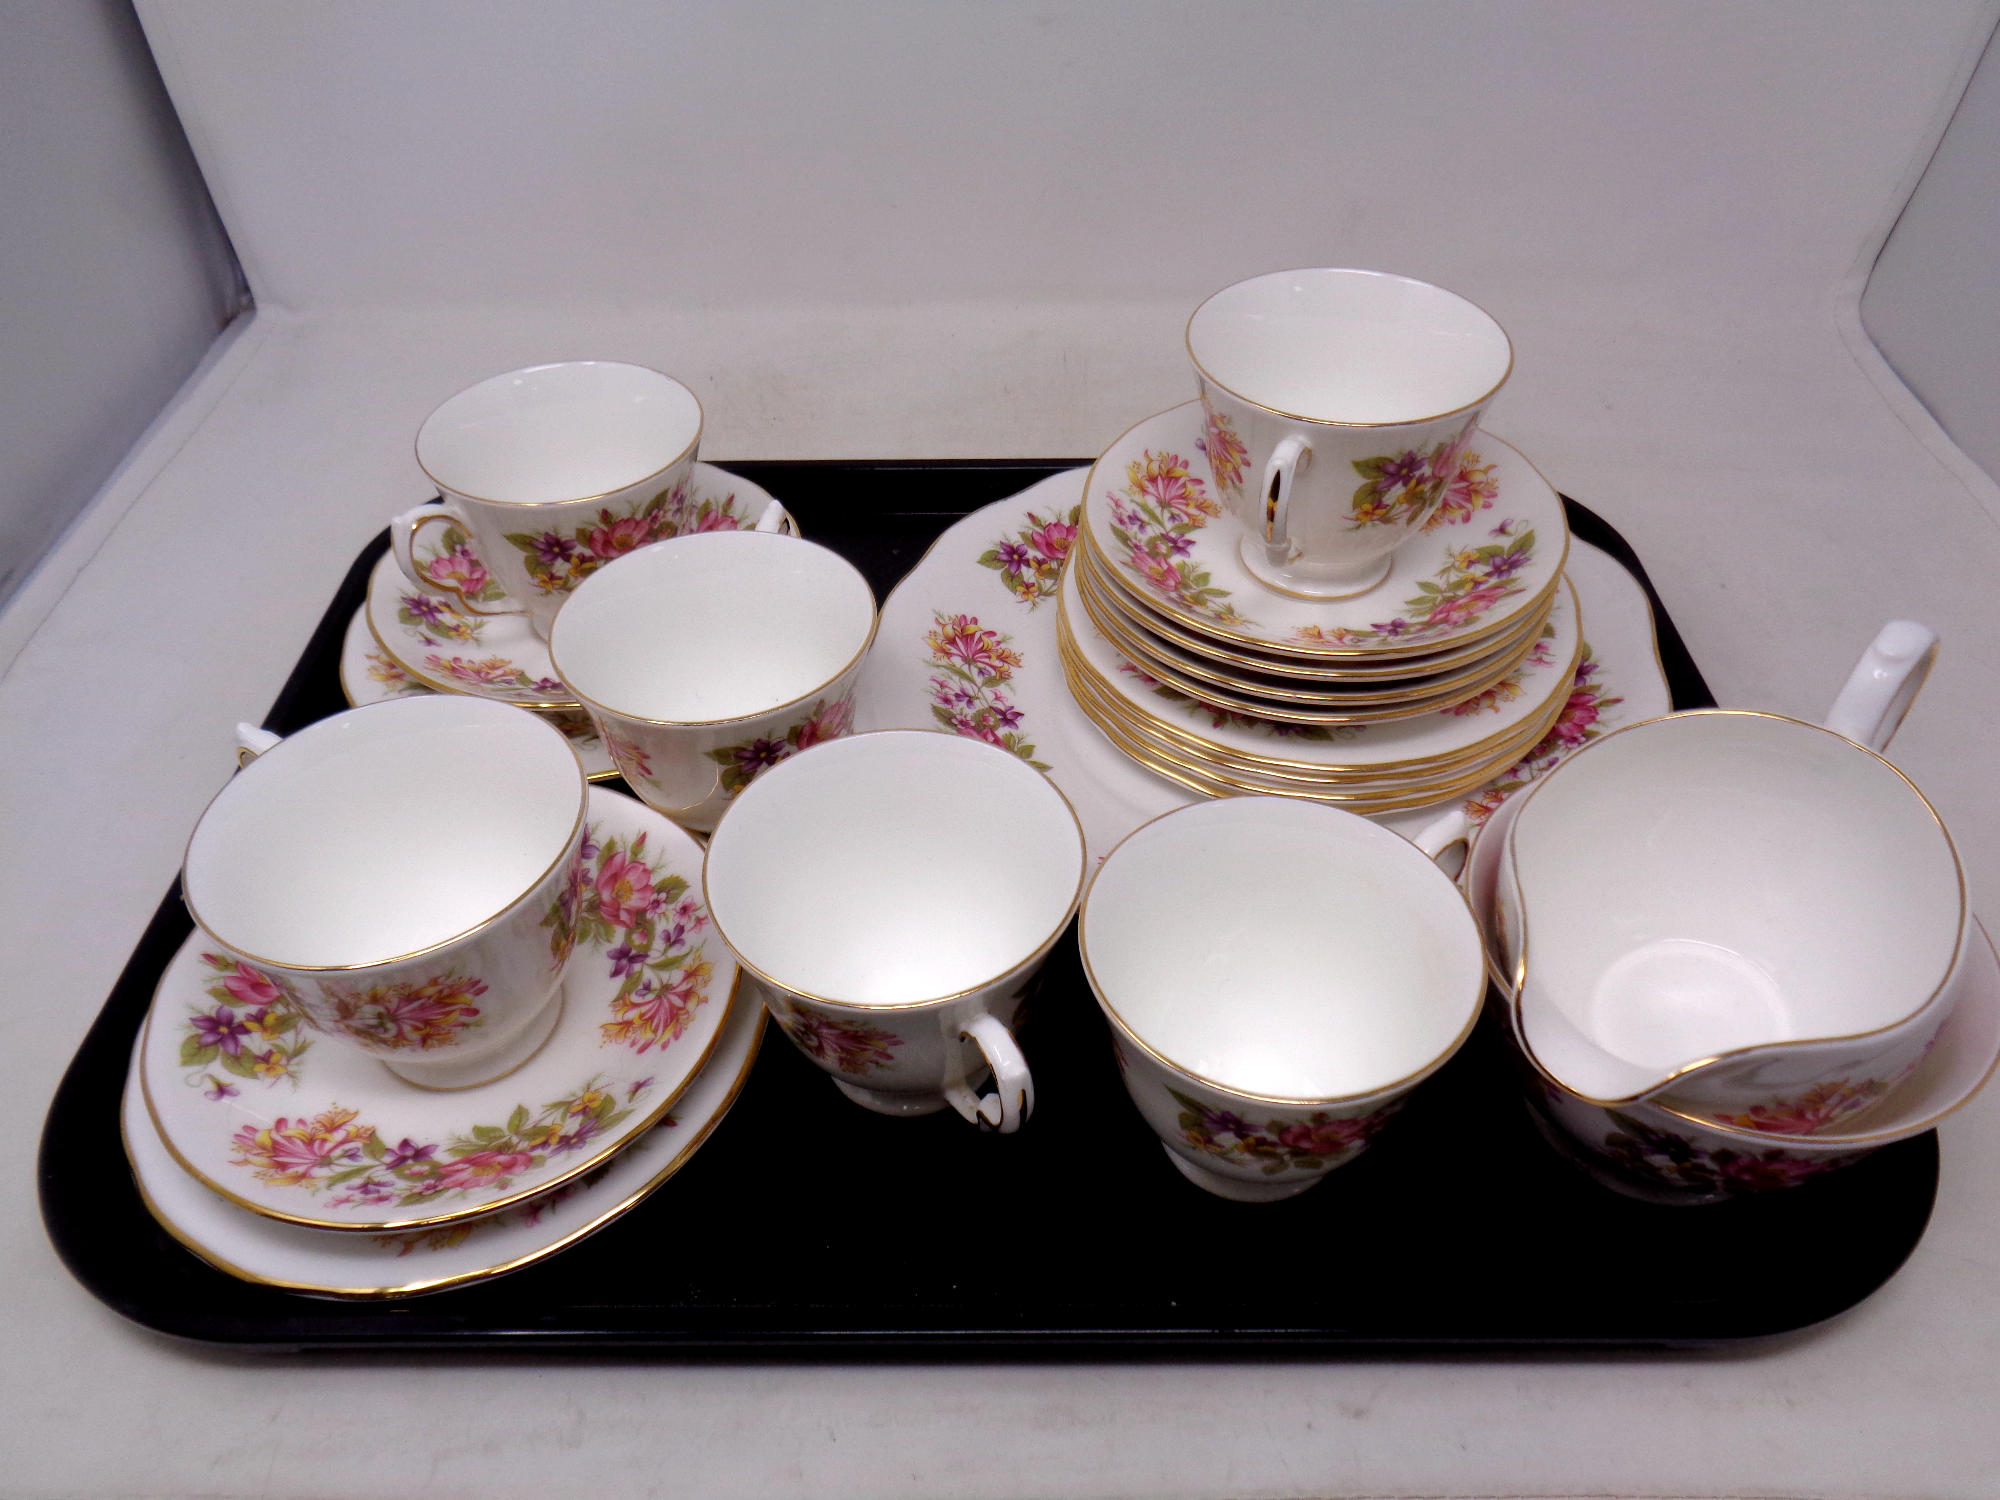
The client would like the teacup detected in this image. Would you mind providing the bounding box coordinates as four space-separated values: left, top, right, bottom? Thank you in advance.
391 361 754 639
186 696 589 1089
1489 622 1961 1129
702 730 1086 1131
1080 797 1483 1200
547 531 877 833
1187 268 1512 599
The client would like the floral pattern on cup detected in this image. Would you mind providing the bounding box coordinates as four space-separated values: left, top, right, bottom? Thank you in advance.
180 954 316 1099
979 505 1078 607
1460 651 1624 825
1436 627 1558 719
926 611 1047 769
554 822 716 1054
1706 1077 1896 1136
1113 660 1356 743
1197 398 1251 506
226 1074 653 1210
1171 1087 1402 1176
372 1151 630 1254
768 995 901 1074
417 524 509 606
320 970 489 1052
703 692 858 796
1290 519 1537 649
1346 426 1481 532
1592 1107 1863 1195
1105 449 1248 625
504 477 757 597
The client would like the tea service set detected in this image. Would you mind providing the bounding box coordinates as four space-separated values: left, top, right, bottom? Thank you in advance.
120 270 1998 1297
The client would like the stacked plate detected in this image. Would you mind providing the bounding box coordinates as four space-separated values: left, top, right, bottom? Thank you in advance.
120 785 761 1298
1056 401 1577 815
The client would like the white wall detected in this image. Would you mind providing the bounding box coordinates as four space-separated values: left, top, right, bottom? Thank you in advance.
0 0 242 607
1863 18 2000 486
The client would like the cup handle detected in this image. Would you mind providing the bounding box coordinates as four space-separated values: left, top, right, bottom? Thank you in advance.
388 499 523 617
1821 620 1938 753
234 723 282 768
752 499 797 536
943 1013 1033 1133
1409 806 1473 880
1259 435 1312 567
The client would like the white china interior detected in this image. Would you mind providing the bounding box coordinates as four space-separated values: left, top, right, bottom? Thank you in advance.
703 730 1084 1005
183 696 584 967
415 360 701 504
550 531 875 722
1508 712 1962 1086
1187 268 1512 424
1083 797 1482 1100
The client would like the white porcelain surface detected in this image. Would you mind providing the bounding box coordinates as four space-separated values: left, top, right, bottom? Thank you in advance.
123 997 764 1298
852 472 1669 862
147 785 738 1229
1188 269 1514 596
368 461 786 709
549 531 875 832
339 602 620 779
1083 401 1566 656
1500 711 1965 1110
704 729 1084 1128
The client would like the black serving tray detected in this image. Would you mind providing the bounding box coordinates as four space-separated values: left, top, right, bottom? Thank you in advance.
40 461 1938 1352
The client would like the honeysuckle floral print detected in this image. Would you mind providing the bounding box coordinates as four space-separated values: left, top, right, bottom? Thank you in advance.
979 506 1078 606
1707 1077 1900 1136
1345 422 1479 531
1105 450 1247 624
1595 1109 1860 1193
926 612 1048 769
503 477 753 596
1290 519 1537 649
705 693 858 796
1170 1088 1401 1176
180 954 315 1098
1459 651 1622 825
1197 399 1250 505
768 996 901 1074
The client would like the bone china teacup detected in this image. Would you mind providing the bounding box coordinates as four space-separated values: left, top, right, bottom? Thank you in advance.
390 361 713 639
185 696 589 1089
702 730 1087 1132
547 531 878 834
1081 796 1483 1200
1187 268 1513 600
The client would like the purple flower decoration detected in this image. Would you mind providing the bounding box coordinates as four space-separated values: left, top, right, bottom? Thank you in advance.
202 1074 239 1101
730 737 791 779
606 942 649 978
578 828 599 862
627 1077 654 1100
995 540 1034 575
1485 550 1530 578
1163 533 1195 557
192 1006 250 1056
1202 1108 1253 1138
382 1139 437 1170
1370 617 1410 638
990 700 1025 731
400 593 446 626
1376 450 1427 490
534 532 579 565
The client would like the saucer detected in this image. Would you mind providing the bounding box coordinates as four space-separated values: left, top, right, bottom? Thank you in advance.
122 1002 764 1298
1082 402 1569 659
366 462 786 710
140 785 741 1231
339 605 621 780
851 472 1666 861
1061 561 1583 773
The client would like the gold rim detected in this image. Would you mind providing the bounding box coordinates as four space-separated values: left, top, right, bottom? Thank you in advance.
124 1013 766 1298
414 362 704 508
701 729 1089 1012
138 951 744 1232
181 703 589 974
363 564 584 712
547 539 879 730
1060 629 1568 787
1066 658 1563 812
1078 408 1567 662
1078 801 1486 1105
1500 708 1968 1112
1184 269 1514 429
1072 554 1548 720
1058 571 1582 775
1074 527 1554 682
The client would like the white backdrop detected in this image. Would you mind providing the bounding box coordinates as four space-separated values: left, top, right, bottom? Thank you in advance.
7 3 2000 1497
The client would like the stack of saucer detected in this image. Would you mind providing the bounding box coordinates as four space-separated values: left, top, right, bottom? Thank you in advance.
1057 399 1577 815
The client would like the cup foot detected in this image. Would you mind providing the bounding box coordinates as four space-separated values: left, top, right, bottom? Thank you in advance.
1237 536 1394 601
1163 1144 1320 1202
832 1078 950 1117
381 988 567 1092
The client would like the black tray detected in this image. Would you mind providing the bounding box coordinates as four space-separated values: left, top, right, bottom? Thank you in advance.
40 461 1938 1353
